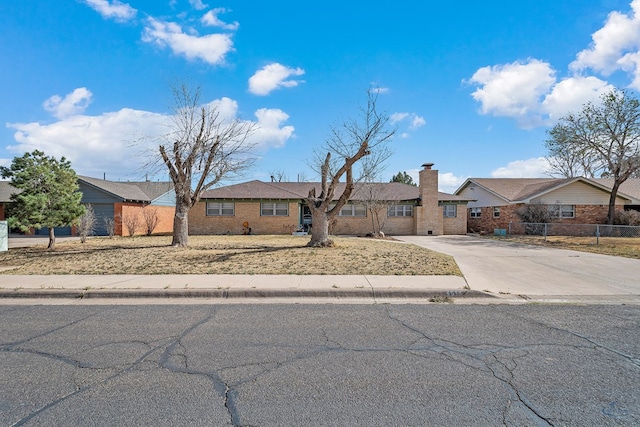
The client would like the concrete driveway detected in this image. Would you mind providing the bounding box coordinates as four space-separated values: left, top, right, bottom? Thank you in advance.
397 235 640 301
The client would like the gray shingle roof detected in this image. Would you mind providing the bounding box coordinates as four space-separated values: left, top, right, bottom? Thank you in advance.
202 180 469 202
79 176 173 202
0 181 18 202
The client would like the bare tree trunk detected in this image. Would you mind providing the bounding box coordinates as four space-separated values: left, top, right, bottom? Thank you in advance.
607 181 621 225
48 227 56 250
171 202 190 247
308 207 333 247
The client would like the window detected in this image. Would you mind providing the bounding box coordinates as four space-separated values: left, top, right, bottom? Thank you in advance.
207 202 234 216
549 205 575 218
388 205 413 217
493 207 501 218
261 202 289 216
470 207 481 218
443 205 457 218
339 204 366 217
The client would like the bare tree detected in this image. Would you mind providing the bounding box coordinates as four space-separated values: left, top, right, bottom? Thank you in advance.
546 89 640 224
77 204 97 243
296 171 310 182
103 216 116 238
142 206 160 236
305 90 394 247
269 169 288 182
122 212 141 237
155 84 256 247
361 182 389 237
545 126 603 178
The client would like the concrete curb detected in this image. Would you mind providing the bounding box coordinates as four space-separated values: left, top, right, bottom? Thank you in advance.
0 288 494 300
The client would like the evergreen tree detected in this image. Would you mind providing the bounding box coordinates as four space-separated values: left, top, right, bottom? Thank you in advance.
0 150 85 249
390 171 416 186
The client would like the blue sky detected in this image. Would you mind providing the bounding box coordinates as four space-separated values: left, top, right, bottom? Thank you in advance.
2 0 640 192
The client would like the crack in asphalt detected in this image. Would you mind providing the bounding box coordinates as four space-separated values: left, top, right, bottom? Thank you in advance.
2 305 638 426
383 306 556 426
500 309 640 369
1 311 100 349
11 339 174 426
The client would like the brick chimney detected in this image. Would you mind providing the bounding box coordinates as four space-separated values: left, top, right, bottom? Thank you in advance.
415 162 443 235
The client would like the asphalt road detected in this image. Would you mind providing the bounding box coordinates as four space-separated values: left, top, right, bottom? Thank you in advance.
1 304 638 426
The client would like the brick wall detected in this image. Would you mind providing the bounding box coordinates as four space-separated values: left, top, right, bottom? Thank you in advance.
443 212 467 235
115 203 175 236
416 165 443 235
189 200 418 236
467 205 519 233
189 201 300 235
466 204 623 233
331 215 414 235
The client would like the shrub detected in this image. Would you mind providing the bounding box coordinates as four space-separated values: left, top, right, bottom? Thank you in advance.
614 209 640 226
77 204 96 243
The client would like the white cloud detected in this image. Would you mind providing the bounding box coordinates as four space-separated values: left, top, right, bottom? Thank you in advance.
468 64 613 126
82 0 137 22
438 172 468 194
189 0 208 10
491 157 551 178
541 76 613 121
142 17 234 65
250 109 295 148
371 86 390 94
390 112 409 123
43 88 93 120
469 59 556 127
202 8 239 30
410 115 426 129
248 63 305 96
468 2 640 126
7 108 164 179
390 112 425 136
571 0 640 76
6 97 295 179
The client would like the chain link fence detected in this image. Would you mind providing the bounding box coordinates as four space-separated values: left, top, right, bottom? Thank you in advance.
506 222 640 244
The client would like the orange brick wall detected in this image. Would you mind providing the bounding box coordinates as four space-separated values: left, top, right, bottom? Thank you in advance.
115 203 175 236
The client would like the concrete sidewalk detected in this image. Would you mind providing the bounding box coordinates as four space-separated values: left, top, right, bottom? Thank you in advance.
0 274 485 301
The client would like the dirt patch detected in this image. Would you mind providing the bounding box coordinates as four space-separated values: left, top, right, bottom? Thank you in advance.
0 235 462 276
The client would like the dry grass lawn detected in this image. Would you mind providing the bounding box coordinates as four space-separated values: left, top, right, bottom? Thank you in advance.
0 235 461 276
492 235 640 259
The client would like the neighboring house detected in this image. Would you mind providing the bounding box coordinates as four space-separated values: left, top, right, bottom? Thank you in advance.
190 163 472 236
78 176 175 236
455 177 640 233
0 177 175 236
0 181 17 222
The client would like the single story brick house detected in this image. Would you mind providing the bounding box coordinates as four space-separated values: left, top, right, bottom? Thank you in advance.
190 163 472 236
78 176 175 236
0 177 176 236
454 177 640 233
